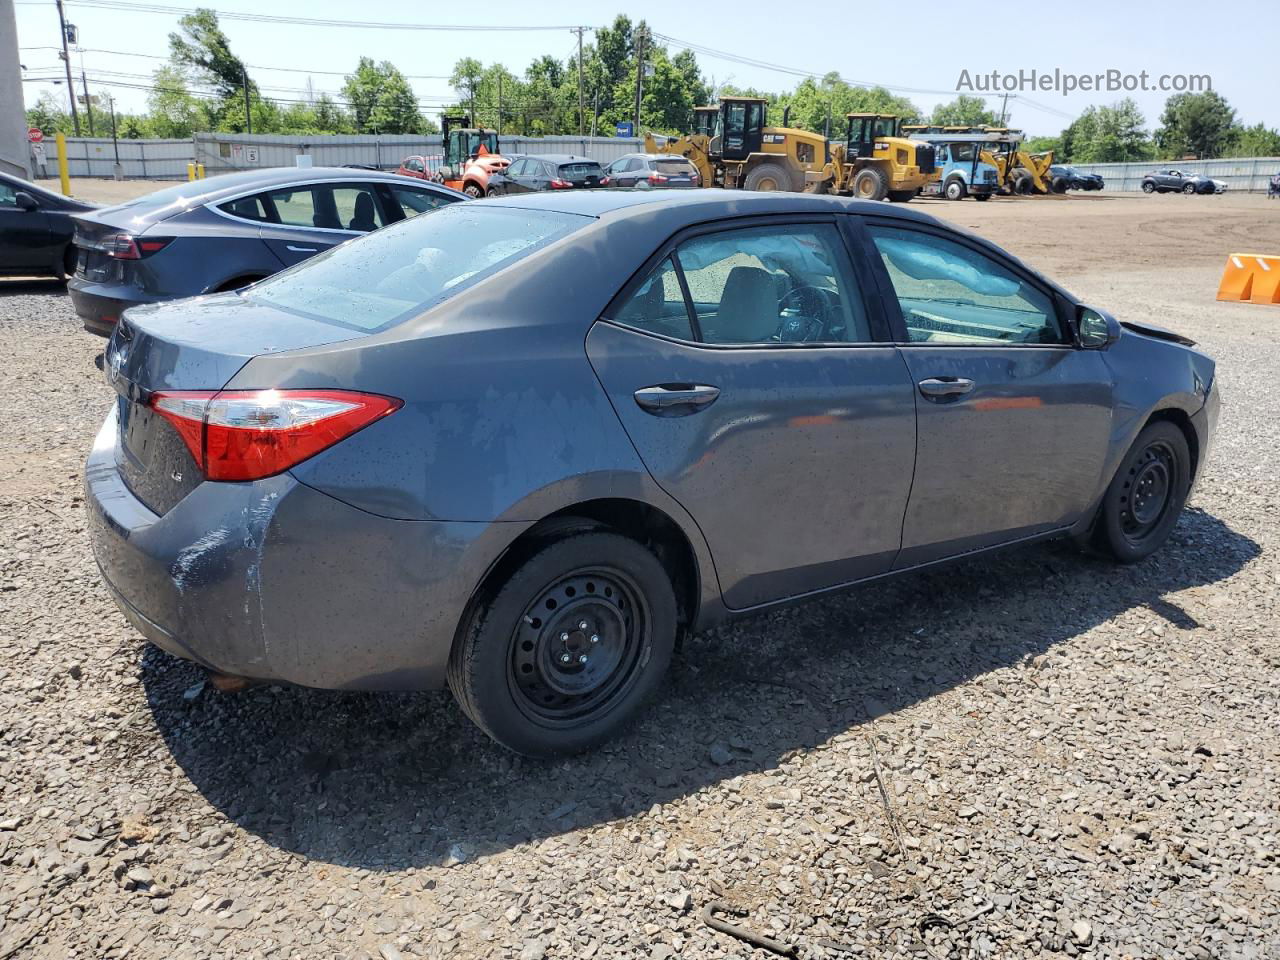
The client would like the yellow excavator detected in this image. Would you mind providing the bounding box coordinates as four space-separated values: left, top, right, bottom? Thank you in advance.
644 98 938 201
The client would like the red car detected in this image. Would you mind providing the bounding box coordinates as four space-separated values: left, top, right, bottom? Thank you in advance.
395 156 433 180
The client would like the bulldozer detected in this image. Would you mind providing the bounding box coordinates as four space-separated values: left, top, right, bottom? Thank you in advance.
645 98 937 201
434 114 510 197
823 113 939 202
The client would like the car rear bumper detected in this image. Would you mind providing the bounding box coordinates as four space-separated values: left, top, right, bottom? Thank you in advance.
68 279 154 337
86 406 525 690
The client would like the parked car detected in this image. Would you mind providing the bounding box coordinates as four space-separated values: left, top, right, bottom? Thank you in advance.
1049 165 1104 192
394 156 433 179
488 155 604 195
0 170 97 280
69 167 464 337
1141 169 1216 194
1208 178 1228 194
600 153 701 189
86 189 1218 756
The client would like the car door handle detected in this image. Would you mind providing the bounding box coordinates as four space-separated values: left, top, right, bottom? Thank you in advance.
285 244 317 253
634 384 721 416
918 377 975 400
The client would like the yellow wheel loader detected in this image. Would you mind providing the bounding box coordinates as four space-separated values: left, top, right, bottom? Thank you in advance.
645 99 938 201
977 128 1056 195
823 114 940 202
645 97 831 193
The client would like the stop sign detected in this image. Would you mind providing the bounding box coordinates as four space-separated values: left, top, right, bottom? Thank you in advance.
28 128 44 143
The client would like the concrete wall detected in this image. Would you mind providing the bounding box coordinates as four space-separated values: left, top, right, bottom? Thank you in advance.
0 0 30 179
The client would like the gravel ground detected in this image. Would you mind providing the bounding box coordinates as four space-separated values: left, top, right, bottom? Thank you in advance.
1 194 1278 960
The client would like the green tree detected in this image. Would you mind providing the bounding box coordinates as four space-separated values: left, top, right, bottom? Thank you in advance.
145 65 203 138
25 92 72 136
1060 99 1153 162
929 95 998 128
1224 122 1280 158
1155 91 1236 159
343 58 425 134
168 8 253 102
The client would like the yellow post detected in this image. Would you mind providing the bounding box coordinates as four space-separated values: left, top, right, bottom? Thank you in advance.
55 133 70 196
197 162 206 179
187 162 196 181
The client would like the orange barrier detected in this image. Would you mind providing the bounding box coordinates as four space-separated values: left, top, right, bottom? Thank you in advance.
1217 253 1280 305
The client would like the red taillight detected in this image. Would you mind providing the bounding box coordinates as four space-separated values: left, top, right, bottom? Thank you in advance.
648 173 668 184
151 389 402 482
599 176 611 186
549 178 573 189
107 234 172 259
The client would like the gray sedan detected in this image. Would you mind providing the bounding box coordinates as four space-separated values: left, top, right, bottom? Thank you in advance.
85 189 1218 756
69 167 464 336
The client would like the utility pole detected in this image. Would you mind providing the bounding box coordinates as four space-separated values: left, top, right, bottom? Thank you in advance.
497 72 503 137
998 93 1010 126
633 29 645 132
591 89 599 138
574 26 585 137
242 67 252 134
80 70 94 136
55 0 79 135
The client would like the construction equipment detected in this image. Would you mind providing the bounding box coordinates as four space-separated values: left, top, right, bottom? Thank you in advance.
823 114 939 202
976 128 1057 195
901 125 1000 200
434 114 509 197
645 97 830 192
645 98 937 202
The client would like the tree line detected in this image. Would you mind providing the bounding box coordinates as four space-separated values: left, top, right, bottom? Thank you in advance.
24 8 1280 162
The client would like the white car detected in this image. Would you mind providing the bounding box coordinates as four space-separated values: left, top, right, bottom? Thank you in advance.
1210 178 1228 194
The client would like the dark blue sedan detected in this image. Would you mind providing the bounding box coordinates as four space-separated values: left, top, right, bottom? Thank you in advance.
86 189 1218 756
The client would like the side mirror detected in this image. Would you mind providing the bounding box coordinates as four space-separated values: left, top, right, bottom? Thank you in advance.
14 191 38 212
1077 307 1121 349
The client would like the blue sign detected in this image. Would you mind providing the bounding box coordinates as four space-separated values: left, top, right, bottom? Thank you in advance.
615 122 635 138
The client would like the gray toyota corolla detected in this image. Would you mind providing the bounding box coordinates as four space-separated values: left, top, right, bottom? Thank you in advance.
86 189 1218 756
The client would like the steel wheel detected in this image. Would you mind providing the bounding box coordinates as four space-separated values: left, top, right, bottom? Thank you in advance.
1118 439 1176 544
507 568 648 726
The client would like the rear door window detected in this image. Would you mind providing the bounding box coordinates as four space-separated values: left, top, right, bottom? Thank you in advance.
217 193 276 223
608 257 694 340
385 185 457 220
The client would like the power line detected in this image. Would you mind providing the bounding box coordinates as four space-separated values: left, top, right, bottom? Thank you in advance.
60 0 592 32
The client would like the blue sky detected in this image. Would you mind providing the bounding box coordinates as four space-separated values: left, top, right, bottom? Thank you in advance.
15 0 1277 137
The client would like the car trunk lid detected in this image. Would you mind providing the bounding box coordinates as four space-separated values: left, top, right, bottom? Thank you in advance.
104 294 370 515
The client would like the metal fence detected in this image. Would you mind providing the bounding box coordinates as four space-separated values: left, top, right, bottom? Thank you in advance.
31 137 193 179
190 133 644 176
1067 156 1280 193
32 133 647 181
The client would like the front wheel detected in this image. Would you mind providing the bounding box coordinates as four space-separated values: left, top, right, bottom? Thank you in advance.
743 162 794 192
447 532 677 756
1182 183 1196 195
1092 421 1191 564
852 167 890 201
944 178 967 201
464 183 483 198
973 192 991 201
1142 181 1155 194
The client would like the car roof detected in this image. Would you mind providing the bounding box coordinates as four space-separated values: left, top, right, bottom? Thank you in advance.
151 166 443 204
617 153 697 162
480 187 944 226
526 154 599 164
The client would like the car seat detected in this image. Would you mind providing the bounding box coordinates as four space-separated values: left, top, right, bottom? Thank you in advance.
348 192 377 232
709 266 778 342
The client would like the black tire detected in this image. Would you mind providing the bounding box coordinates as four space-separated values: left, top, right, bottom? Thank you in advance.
213 275 266 293
1010 170 1033 195
743 162 794 192
1092 421 1191 564
887 189 915 203
973 192 992 201
447 531 678 757
1051 176 1070 194
1182 182 1196 195
58 244 77 282
852 167 890 201
1142 181 1155 194
464 182 484 198
943 177 967 201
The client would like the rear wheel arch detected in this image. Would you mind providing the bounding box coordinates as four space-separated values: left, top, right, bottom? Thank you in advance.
212 274 268 293
451 498 703 660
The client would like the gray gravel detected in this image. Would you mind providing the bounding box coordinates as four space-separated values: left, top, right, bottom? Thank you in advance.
2 196 1279 960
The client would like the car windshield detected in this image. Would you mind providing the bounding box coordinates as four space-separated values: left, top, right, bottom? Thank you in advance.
245 205 590 332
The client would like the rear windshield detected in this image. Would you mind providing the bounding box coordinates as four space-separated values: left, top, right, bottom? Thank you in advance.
558 162 603 178
655 159 696 174
244 205 590 333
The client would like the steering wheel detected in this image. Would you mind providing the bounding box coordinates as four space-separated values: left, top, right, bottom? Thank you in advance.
777 285 837 342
